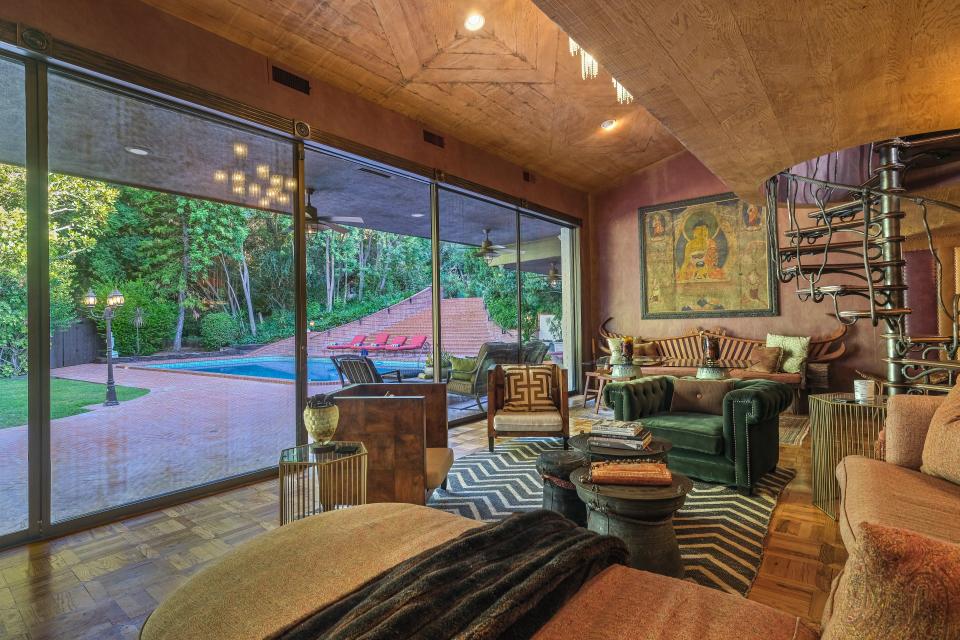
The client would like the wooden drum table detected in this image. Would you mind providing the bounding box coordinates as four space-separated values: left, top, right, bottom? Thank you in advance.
570 468 693 578
808 393 887 519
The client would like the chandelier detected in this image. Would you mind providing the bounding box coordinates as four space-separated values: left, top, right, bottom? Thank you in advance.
212 141 295 210
612 78 633 104
568 38 598 79
568 37 634 104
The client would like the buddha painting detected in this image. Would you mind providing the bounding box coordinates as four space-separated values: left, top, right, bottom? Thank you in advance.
639 194 776 318
675 208 728 283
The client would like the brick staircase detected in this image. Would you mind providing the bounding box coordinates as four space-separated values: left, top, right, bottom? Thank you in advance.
249 287 515 360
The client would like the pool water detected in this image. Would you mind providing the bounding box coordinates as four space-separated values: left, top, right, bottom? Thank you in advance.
147 356 417 382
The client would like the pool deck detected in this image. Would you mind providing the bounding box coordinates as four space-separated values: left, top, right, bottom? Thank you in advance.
0 363 485 534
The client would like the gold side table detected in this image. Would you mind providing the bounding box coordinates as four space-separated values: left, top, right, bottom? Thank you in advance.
279 441 368 525
809 393 886 519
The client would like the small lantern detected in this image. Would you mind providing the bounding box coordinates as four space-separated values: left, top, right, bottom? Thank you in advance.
107 289 125 308
82 288 97 309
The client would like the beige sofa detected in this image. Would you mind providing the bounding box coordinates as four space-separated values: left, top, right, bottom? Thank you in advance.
822 393 960 625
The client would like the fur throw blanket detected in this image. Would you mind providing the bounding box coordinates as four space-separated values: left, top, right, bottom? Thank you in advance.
277 510 628 640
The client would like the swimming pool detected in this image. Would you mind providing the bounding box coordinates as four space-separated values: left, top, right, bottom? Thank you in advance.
147 356 419 382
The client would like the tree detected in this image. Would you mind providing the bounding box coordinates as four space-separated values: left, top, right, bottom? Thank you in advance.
0 165 117 376
126 190 251 350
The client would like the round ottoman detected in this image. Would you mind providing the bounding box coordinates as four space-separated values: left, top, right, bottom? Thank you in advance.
536 450 588 526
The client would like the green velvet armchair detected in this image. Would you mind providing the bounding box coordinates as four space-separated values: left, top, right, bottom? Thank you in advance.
603 376 793 493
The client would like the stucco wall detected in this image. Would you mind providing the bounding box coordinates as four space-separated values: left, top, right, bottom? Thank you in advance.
588 152 885 390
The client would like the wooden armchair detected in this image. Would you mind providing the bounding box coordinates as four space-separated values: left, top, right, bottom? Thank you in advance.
329 383 452 504
487 364 569 452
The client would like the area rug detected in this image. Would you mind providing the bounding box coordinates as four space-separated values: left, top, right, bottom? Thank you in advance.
428 438 795 596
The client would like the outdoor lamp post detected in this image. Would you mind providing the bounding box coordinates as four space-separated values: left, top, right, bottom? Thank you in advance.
83 288 125 406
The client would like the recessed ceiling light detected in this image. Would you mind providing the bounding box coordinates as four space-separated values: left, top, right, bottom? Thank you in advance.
124 146 150 156
600 119 617 130
411 213 425 218
464 13 485 31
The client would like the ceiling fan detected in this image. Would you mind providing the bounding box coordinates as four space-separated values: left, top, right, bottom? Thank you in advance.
475 228 507 260
306 188 364 233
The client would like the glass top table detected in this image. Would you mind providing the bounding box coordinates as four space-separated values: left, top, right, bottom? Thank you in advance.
278 441 368 524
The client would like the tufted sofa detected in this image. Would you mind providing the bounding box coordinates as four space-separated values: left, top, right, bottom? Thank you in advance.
603 376 793 493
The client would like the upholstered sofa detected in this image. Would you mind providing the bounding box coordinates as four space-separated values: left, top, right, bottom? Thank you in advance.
822 392 960 628
603 376 793 493
598 323 848 406
141 503 817 640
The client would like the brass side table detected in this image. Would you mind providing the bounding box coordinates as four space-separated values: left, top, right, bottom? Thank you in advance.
279 441 368 525
809 393 886 519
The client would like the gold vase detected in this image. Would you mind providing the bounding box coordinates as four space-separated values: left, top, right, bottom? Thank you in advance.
303 404 339 445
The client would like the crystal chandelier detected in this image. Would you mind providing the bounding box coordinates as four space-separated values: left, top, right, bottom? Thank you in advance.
568 38 598 80
612 78 633 104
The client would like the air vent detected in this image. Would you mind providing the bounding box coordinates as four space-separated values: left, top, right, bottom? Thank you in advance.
357 167 393 179
423 129 445 148
523 170 536 183
271 66 310 95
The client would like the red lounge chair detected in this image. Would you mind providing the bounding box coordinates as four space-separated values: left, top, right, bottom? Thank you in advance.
329 335 365 350
378 335 407 351
351 332 389 350
388 335 427 351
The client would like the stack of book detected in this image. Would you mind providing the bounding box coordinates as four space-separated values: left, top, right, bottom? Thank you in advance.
588 420 653 451
589 461 673 486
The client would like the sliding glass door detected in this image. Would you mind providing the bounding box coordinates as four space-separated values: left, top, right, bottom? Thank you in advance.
438 189 520 422
519 213 578 389
0 55 28 537
303 148 432 404
0 48 580 543
46 71 297 522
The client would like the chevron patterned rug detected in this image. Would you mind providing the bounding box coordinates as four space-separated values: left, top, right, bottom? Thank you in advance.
428 438 795 596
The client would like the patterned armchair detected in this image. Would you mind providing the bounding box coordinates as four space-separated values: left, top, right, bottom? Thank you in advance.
487 364 569 452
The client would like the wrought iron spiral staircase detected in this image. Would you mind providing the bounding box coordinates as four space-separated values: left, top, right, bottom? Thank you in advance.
768 132 960 394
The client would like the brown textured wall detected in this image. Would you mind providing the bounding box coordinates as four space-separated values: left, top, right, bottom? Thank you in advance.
589 152 885 390
1 0 588 219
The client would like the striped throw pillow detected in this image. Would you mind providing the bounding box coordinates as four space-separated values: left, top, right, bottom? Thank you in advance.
503 365 555 412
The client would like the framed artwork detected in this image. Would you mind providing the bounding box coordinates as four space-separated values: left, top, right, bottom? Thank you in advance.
638 192 778 319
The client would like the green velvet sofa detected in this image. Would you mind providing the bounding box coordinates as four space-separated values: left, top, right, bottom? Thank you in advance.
603 376 793 493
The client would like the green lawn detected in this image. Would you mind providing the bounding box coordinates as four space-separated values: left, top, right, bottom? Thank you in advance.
0 377 150 429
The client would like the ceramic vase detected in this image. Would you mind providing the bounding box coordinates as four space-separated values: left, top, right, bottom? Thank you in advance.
607 337 625 365
303 404 339 445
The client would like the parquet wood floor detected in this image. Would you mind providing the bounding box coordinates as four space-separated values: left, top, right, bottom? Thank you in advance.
0 419 842 639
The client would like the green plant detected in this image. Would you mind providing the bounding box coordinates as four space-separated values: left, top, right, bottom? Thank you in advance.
255 309 295 343
200 312 239 350
92 279 177 356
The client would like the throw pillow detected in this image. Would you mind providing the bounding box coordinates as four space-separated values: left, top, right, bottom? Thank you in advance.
503 365 555 412
821 523 960 640
747 346 782 373
669 379 734 415
449 356 476 382
765 334 810 374
635 341 659 357
921 381 960 484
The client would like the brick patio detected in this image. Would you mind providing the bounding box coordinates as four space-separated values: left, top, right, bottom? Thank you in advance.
0 362 489 534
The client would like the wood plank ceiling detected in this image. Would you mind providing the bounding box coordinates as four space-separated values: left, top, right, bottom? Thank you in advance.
531 0 960 202
138 0 685 192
